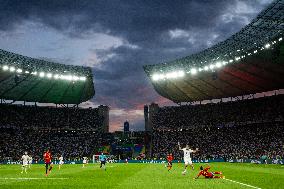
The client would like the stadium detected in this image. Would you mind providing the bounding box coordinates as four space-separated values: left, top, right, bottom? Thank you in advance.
0 0 283 189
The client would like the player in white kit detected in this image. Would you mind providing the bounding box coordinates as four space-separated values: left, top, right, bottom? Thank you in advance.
58 155 64 170
178 142 198 175
82 157 88 168
21 152 30 174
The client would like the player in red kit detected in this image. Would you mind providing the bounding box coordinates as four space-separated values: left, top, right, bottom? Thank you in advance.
194 164 224 179
166 153 174 171
43 149 53 176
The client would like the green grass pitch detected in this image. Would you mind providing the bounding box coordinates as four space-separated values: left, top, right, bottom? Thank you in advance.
0 163 283 189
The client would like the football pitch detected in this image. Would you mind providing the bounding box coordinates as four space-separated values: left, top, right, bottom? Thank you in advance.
0 163 283 189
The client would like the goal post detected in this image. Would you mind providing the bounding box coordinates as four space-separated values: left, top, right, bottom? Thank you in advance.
93 155 100 164
92 154 115 164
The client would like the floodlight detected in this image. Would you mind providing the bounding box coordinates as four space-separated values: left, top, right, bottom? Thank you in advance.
152 74 159 81
79 76 86 81
166 72 172 79
16 69 22 73
159 74 165 80
279 37 282 41
72 76 79 81
3 65 9 71
39 72 45 77
177 71 185 77
31 71 38 75
54 74 59 79
204 66 209 71
190 68 197 75
265 43 270 49
209 64 215 69
215 62 222 68
9 66 15 72
46 73 52 78
65 75 73 80
171 72 178 78
222 61 228 65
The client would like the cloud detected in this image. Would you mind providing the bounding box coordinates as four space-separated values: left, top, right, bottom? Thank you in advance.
109 108 144 132
169 29 190 39
0 0 273 131
79 100 100 108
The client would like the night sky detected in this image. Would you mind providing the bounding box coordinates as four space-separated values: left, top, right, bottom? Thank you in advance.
0 0 272 132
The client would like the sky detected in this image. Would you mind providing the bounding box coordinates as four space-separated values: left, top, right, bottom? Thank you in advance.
0 0 273 132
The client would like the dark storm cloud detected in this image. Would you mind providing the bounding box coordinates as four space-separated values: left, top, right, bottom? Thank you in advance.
0 0 264 40
0 0 272 130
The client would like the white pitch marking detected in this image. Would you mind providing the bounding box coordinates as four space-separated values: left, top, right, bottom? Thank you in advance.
0 178 68 180
224 178 261 189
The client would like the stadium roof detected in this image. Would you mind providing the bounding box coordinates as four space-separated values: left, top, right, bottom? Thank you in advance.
0 49 95 104
144 0 284 103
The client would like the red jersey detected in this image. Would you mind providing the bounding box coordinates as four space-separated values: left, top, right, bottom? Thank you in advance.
43 152 52 163
197 166 213 178
167 155 174 162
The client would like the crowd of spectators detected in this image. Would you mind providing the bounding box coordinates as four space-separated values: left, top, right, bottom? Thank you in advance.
0 128 107 162
0 104 104 130
1 95 283 162
152 95 284 160
0 104 107 162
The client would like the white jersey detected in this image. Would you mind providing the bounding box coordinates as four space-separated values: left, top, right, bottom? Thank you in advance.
182 148 193 159
59 156 64 164
83 157 87 164
28 156 32 163
22 155 29 165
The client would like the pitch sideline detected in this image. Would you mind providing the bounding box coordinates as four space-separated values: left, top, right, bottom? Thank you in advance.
224 178 261 189
0 178 69 180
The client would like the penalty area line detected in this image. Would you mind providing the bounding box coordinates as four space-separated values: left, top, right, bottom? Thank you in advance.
0 178 69 180
224 178 261 189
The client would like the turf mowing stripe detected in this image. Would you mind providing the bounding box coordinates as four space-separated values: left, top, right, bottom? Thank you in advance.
0 178 68 180
224 178 261 189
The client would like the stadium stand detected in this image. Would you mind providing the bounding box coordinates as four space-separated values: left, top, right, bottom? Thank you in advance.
151 95 284 160
0 104 104 130
0 104 109 162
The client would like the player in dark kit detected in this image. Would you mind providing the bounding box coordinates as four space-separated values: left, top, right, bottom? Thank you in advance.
167 153 174 171
194 164 224 179
99 153 107 170
43 149 53 176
